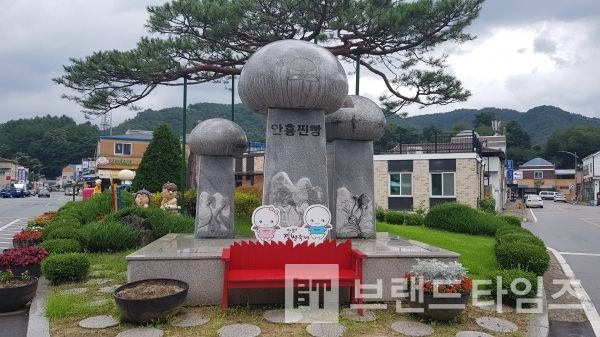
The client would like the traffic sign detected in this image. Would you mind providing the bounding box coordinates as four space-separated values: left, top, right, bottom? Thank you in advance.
507 170 514 180
507 160 513 170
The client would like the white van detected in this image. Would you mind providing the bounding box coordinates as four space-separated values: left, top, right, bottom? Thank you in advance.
539 191 558 200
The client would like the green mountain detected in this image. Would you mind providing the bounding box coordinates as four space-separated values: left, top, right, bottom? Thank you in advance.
111 104 600 145
387 105 600 145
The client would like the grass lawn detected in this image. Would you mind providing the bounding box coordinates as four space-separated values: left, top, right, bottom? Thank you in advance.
377 222 499 279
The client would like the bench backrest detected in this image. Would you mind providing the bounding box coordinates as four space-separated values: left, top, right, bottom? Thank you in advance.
228 239 354 270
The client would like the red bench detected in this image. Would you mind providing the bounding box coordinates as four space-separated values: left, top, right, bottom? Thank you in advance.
221 239 366 314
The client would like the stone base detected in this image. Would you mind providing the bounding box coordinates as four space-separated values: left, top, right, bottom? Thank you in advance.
126 232 459 305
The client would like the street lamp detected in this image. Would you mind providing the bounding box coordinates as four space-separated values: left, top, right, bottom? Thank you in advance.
116 169 135 211
32 164 42 181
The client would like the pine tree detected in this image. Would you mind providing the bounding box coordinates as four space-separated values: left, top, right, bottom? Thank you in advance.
132 124 181 193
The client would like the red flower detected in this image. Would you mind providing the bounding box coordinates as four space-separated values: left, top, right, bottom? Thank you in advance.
13 231 42 241
0 246 48 267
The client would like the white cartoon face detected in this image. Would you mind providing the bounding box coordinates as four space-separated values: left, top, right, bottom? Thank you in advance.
252 205 281 228
303 204 331 227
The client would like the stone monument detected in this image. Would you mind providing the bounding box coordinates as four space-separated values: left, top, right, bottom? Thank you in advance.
238 39 348 228
325 95 386 238
188 118 248 238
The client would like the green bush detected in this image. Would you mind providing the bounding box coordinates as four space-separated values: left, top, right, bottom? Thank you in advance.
235 192 261 217
385 211 405 225
83 221 140 252
235 185 263 198
375 208 386 222
495 233 545 248
424 202 508 236
110 206 194 238
39 239 81 254
46 228 89 250
42 221 81 241
495 225 533 240
495 241 550 276
41 253 90 285
404 213 424 226
487 269 539 302
478 197 496 214
498 215 521 227
184 189 197 217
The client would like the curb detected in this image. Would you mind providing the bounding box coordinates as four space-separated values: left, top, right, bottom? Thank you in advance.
526 283 549 337
547 247 600 336
27 276 50 337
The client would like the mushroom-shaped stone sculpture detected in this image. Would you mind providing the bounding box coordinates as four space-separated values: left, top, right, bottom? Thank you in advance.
325 95 386 142
325 95 386 239
188 118 248 238
238 39 349 115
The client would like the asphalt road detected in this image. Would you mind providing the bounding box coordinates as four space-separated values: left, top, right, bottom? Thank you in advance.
0 192 74 337
523 201 600 316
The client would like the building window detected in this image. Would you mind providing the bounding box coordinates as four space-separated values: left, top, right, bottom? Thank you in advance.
534 171 543 179
431 172 455 197
115 143 132 156
389 173 412 196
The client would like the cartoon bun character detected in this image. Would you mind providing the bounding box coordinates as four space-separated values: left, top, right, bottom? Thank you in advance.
252 205 281 241
303 204 332 240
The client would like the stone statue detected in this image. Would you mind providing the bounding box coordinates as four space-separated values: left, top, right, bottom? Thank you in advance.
160 182 180 212
94 179 102 194
134 189 151 208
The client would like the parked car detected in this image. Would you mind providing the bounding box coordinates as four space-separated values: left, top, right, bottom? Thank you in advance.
4 187 26 198
23 190 31 197
0 188 10 198
553 193 567 202
525 195 544 208
38 189 51 198
539 191 558 200
65 187 73 196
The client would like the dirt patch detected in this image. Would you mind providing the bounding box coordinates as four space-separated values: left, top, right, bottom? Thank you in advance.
116 284 185 300
0 278 35 288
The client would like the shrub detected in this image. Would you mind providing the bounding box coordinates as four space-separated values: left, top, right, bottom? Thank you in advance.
110 206 195 238
41 221 81 241
495 233 545 248
384 211 404 225
184 189 197 216
46 228 89 250
375 207 386 222
487 269 539 302
404 213 424 226
41 253 90 285
39 239 81 254
495 242 550 276
150 192 163 208
495 225 533 240
235 192 262 217
83 221 140 252
498 215 521 227
424 202 508 236
235 185 263 199
478 197 496 214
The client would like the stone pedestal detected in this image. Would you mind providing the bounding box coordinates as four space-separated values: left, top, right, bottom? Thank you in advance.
195 156 235 238
327 140 375 238
263 108 328 228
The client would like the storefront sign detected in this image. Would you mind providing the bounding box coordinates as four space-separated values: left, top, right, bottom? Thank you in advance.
96 157 135 165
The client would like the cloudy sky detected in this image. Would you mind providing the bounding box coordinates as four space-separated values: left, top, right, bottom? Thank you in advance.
1 0 599 127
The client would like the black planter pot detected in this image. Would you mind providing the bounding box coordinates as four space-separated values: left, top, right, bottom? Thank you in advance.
113 278 189 324
0 264 41 278
0 277 39 313
12 239 39 249
405 291 470 321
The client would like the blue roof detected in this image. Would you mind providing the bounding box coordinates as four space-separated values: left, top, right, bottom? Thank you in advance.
522 158 553 166
100 134 153 142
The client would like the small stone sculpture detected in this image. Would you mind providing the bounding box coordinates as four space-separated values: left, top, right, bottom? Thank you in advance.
160 182 180 212
134 189 151 208
94 179 102 194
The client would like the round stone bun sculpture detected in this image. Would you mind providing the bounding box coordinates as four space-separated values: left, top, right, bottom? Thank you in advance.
325 95 386 141
188 118 248 156
238 40 348 115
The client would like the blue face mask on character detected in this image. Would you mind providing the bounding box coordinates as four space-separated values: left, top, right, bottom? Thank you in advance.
308 226 327 234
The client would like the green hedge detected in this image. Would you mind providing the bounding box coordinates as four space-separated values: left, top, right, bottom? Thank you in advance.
495 233 545 248
39 239 81 254
495 225 534 240
385 211 405 225
42 221 82 241
498 215 521 227
487 269 539 302
424 202 508 236
83 221 140 252
41 253 90 285
375 208 386 222
495 241 550 276
235 192 262 218
107 206 195 238
46 228 89 250
404 213 424 226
